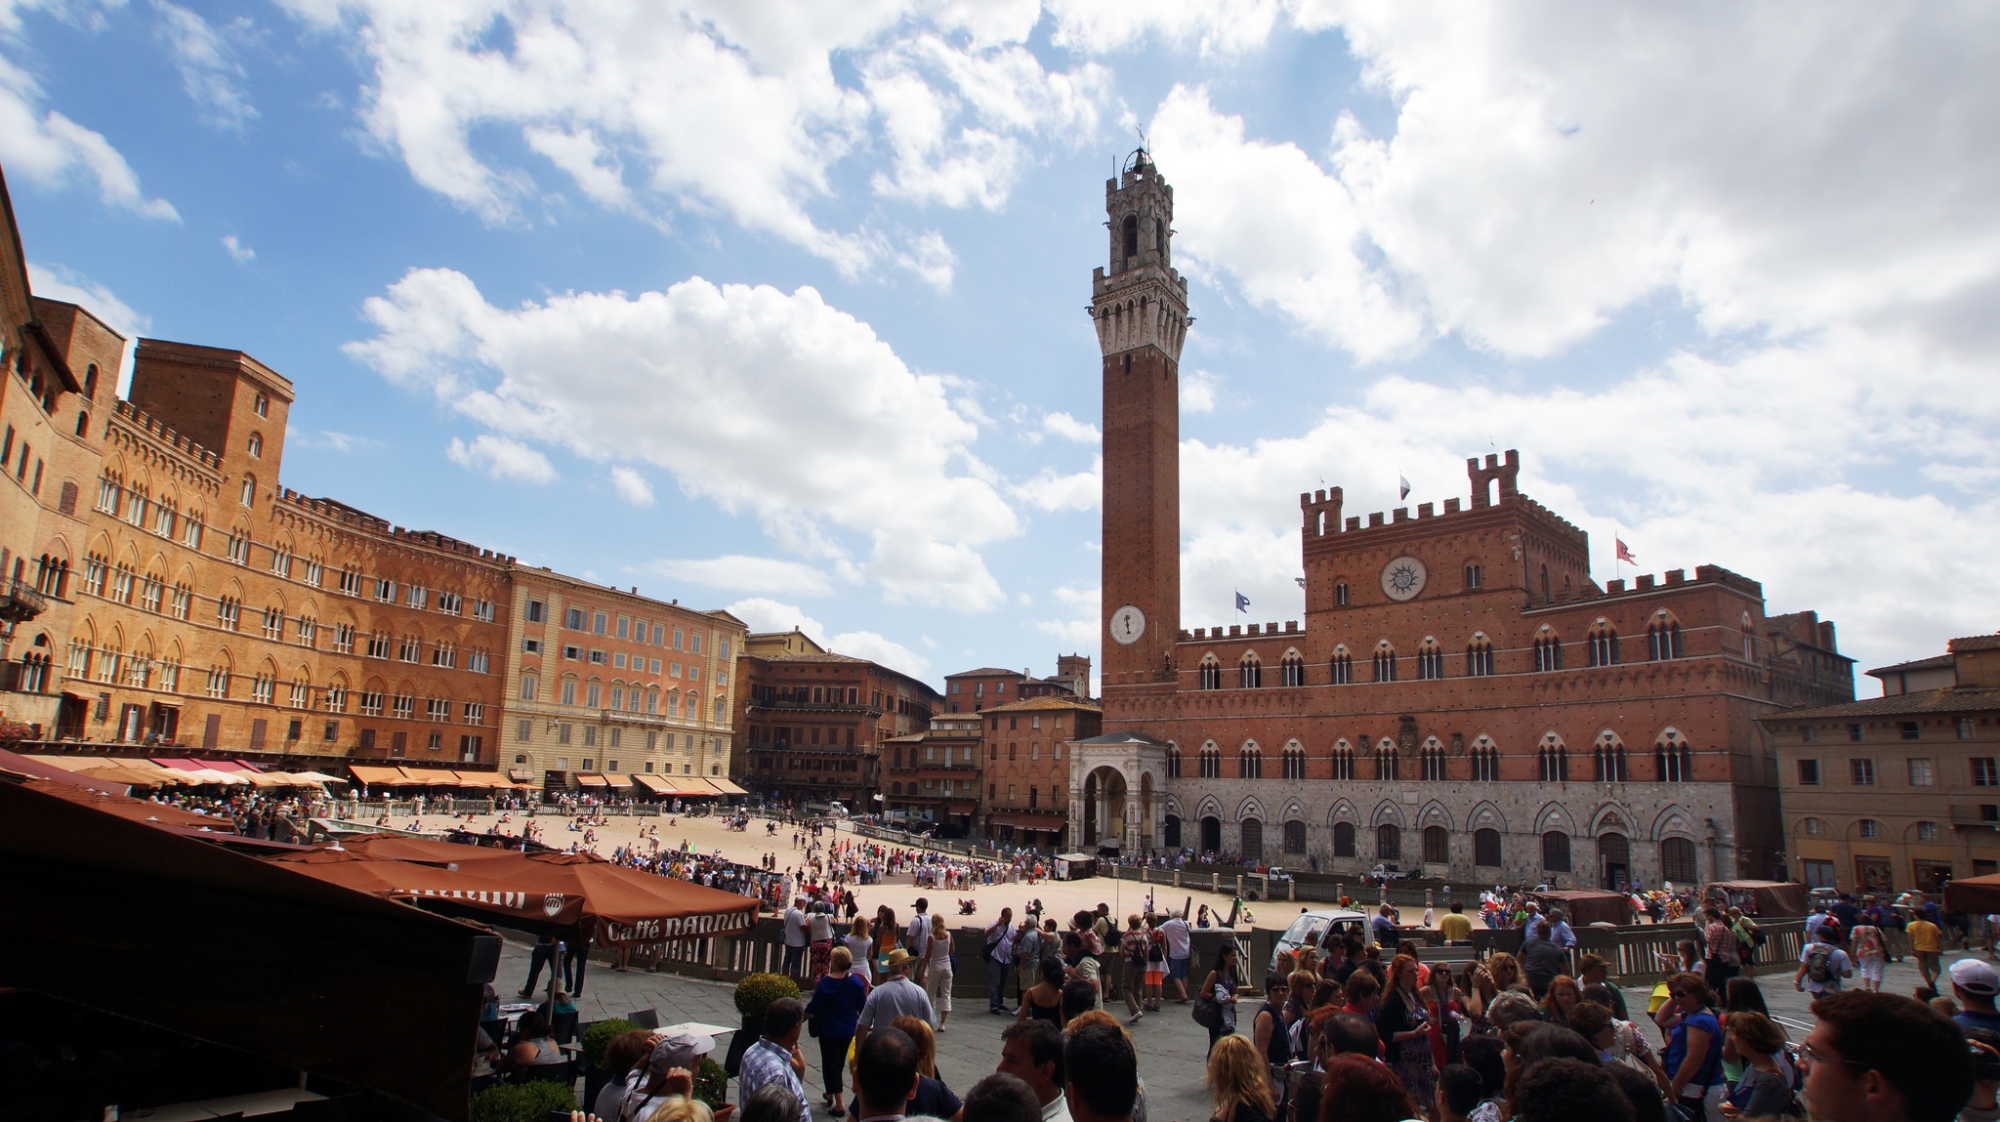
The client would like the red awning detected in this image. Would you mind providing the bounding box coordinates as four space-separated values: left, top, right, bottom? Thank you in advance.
151 757 208 771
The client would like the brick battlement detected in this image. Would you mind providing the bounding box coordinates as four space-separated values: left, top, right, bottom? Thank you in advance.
276 488 515 563
1300 449 1586 552
1179 621 1301 642
1591 564 1763 604
111 398 219 469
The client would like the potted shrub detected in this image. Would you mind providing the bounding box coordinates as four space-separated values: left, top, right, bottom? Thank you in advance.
579 1017 639 1109
471 1081 578 1122
695 1055 732 1119
724 973 799 1076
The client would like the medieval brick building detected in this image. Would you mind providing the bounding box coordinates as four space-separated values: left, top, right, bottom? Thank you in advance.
1072 152 1854 886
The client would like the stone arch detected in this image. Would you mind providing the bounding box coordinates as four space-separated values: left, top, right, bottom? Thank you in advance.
1281 646 1303 661
1371 800 1406 828
1465 800 1508 833
1195 794 1224 821
1416 800 1452 829
1588 803 1634 836
1280 797 1308 822
1162 795 1186 821
1538 730 1567 749
1650 804 1699 841
1328 798 1359 826
1534 802 1574 834
1234 795 1266 823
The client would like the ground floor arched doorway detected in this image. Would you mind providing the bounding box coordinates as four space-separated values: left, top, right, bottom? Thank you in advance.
1600 832 1631 890
1201 815 1222 854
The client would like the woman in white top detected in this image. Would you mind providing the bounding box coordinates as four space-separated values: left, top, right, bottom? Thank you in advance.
844 915 874 980
924 913 955 1030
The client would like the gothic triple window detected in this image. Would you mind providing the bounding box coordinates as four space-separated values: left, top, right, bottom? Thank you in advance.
1534 633 1563 672
1421 745 1449 781
1537 739 1569 782
1198 658 1222 690
1373 645 1397 682
1466 637 1494 677
1649 619 1684 660
1239 654 1262 689
1416 641 1444 680
1239 746 1262 779
1587 623 1620 667
1280 652 1306 687
1330 649 1353 685
1199 746 1222 779
1282 747 1307 780
1331 744 1356 781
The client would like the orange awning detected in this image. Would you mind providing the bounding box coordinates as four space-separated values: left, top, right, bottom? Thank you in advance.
450 771 503 788
279 851 587 925
576 773 609 788
705 777 748 796
347 764 409 786
632 774 672 795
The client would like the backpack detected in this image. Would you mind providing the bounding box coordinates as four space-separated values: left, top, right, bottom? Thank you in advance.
1805 944 1835 984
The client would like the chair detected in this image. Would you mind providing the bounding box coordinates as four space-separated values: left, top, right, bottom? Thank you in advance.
513 1059 578 1087
481 1018 509 1046
628 1008 660 1029
551 1010 579 1045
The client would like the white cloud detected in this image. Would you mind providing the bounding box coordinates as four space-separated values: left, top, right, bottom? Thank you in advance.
445 434 556 483
0 50 178 220
723 596 930 675
1180 367 1217 414
1045 0 1283 56
1174 326 2000 669
657 557 834 597
1034 582 1098 649
1041 411 1099 443
349 267 1019 608
153 1 257 130
26 261 147 386
1012 455 1100 513
220 234 254 263
1153 6 2000 364
894 229 957 290
608 465 654 506
281 1 1109 274
288 428 381 452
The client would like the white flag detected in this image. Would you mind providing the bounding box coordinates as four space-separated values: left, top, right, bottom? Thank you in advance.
1399 474 1411 501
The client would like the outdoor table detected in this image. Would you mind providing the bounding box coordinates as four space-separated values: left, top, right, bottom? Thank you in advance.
658 1020 735 1038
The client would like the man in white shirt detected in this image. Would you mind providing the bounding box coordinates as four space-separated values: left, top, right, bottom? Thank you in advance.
986 907 1017 1014
997 1020 1072 1122
1161 911 1192 1003
907 898 932 956
782 897 809 979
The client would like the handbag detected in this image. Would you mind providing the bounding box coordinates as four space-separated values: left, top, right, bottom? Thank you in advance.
1193 991 1223 1029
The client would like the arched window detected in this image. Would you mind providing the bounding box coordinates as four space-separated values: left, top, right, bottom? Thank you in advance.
1377 823 1402 861
75 410 88 437
1373 643 1397 682
1280 651 1306 687
1541 831 1572 872
1282 746 1306 780
1166 747 1182 777
1801 817 1823 837
1470 737 1501 782
1587 623 1619 666
1592 734 1628 782
1423 825 1449 864
1239 745 1262 779
247 433 262 458
1199 746 1222 779
1333 821 1356 858
1331 742 1355 780
240 474 256 507
1474 828 1502 867
1534 631 1563 672
1198 656 1222 690
1656 731 1693 782
1857 818 1880 839
1284 820 1307 854
1121 214 1139 258
1660 837 1698 882
1541 564 1551 601
1238 653 1262 689
1330 647 1353 685
1421 744 1448 781
1649 618 1684 660
1375 741 1400 781
1537 737 1569 782
1416 640 1444 680
1466 635 1494 677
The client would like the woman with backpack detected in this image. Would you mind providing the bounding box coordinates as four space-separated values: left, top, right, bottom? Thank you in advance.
1199 941 1243 1055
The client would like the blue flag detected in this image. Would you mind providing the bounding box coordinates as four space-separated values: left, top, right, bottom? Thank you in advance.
1235 591 1250 613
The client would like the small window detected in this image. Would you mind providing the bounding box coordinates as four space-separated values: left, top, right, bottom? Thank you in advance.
1857 818 1880 839
1801 817 1823 837
1972 758 1998 788
1801 725 1816 743
1335 583 1350 607
1850 758 1875 786
253 392 269 417
1848 723 1864 742
1797 759 1820 786
247 433 262 458
1917 821 1939 842
1908 758 1934 786
1898 721 1920 741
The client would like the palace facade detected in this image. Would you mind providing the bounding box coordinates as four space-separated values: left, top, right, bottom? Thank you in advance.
1070 152 1854 887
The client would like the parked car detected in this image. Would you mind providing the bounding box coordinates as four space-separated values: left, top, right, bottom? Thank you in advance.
1271 908 1369 971
1264 866 1295 882
1369 863 1408 881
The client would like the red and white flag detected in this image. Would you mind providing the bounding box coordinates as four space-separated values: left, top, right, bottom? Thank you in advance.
1616 538 1637 564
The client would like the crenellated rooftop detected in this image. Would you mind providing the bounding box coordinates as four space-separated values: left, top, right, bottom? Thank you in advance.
110 398 220 470
1299 449 1587 552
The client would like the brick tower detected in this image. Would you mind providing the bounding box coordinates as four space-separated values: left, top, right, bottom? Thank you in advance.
1094 150 1188 698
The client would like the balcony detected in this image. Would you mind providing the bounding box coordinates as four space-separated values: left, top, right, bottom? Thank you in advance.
1950 805 2000 828
0 579 49 623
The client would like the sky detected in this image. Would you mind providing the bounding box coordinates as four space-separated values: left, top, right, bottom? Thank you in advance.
5 0 1997 695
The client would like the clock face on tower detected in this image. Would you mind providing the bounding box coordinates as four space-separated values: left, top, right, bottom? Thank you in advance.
1380 556 1428 602
1109 604 1146 645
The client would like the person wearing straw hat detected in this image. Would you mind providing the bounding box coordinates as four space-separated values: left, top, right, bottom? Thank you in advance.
855 947 934 1052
